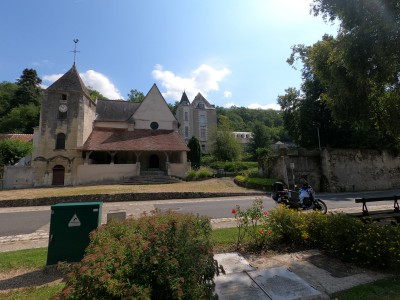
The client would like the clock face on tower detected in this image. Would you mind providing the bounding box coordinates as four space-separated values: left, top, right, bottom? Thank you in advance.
59 104 68 113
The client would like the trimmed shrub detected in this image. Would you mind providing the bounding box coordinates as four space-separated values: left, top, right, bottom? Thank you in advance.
186 170 197 180
197 168 213 179
57 212 217 299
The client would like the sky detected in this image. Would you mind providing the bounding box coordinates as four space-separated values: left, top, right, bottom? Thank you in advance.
0 0 338 110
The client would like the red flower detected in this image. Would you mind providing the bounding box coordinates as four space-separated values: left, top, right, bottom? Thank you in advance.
258 229 263 234
263 211 269 215
232 208 236 214
268 230 272 235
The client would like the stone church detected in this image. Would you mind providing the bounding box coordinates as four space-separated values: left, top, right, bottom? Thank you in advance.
26 64 190 187
2 63 221 189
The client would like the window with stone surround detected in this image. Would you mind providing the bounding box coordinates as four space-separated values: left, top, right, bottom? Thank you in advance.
55 133 66 149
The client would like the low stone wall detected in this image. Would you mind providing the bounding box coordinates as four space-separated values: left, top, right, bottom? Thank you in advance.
268 148 400 192
0 191 265 208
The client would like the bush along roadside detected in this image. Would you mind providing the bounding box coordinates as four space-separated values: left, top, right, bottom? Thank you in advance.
56 211 218 300
234 175 278 191
232 200 400 272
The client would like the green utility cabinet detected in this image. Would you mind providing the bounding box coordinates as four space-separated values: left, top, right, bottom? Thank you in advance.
46 202 102 265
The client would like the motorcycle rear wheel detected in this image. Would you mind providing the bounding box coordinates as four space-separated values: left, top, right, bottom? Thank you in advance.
313 199 327 214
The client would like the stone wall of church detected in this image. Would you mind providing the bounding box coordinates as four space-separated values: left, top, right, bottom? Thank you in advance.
3 166 32 189
168 162 191 177
76 164 138 185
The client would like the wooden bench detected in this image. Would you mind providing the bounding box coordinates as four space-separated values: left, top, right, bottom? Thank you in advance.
347 196 400 224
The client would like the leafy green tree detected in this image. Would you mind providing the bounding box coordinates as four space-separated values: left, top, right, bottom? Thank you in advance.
0 82 18 117
249 121 272 160
211 119 242 161
14 69 42 106
307 0 400 148
0 69 42 134
127 89 145 102
0 103 40 134
187 136 201 169
168 101 179 115
0 138 33 166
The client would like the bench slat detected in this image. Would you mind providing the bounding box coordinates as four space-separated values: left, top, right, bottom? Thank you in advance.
355 196 399 203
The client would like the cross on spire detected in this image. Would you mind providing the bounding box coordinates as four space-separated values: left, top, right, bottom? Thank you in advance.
70 39 80 65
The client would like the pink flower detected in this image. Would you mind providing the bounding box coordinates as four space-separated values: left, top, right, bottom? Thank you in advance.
258 229 263 234
260 204 264 209
263 211 269 215
232 209 236 214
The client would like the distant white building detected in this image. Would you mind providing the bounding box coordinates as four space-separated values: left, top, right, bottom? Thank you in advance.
232 132 253 151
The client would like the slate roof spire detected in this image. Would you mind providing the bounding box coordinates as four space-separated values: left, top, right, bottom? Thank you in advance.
179 91 190 105
47 64 90 97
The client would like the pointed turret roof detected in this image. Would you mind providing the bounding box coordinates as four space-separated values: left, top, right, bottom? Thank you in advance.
179 91 190 105
47 64 90 96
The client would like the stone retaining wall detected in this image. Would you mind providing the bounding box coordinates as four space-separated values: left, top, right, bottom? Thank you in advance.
0 192 264 208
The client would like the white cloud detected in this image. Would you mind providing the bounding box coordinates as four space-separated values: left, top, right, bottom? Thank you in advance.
80 70 123 99
42 74 62 83
152 64 231 101
42 70 123 99
224 102 280 110
248 103 281 110
223 91 232 98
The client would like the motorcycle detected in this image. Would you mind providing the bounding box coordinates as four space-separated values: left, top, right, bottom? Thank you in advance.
271 182 328 214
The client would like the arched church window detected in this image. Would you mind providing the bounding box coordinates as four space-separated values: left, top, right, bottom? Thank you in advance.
55 133 66 149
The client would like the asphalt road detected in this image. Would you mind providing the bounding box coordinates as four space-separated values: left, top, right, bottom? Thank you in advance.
1 189 400 237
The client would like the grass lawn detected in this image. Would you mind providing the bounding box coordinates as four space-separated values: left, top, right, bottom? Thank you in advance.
0 178 260 201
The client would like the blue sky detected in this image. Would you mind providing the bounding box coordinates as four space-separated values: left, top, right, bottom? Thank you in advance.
0 0 338 109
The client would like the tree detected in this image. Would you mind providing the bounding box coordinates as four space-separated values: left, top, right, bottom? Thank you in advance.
0 81 18 117
167 101 179 115
283 33 394 150
127 89 145 102
0 138 33 166
211 119 242 161
308 0 400 147
14 69 42 106
0 103 40 134
249 121 272 160
0 69 42 134
187 136 201 169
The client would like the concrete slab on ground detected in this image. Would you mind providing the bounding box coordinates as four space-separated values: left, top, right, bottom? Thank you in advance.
214 252 326 300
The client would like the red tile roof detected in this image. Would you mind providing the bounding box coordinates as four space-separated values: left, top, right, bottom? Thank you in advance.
82 128 189 152
0 134 33 143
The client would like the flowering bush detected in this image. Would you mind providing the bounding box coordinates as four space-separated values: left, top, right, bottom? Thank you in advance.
56 211 217 299
232 198 273 250
232 200 400 271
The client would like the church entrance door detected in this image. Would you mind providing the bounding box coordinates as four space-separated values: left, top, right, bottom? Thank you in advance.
149 154 159 169
52 165 65 186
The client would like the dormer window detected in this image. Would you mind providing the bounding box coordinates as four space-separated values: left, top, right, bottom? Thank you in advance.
198 102 205 109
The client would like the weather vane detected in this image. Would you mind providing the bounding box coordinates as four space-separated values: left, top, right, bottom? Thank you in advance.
71 39 80 65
